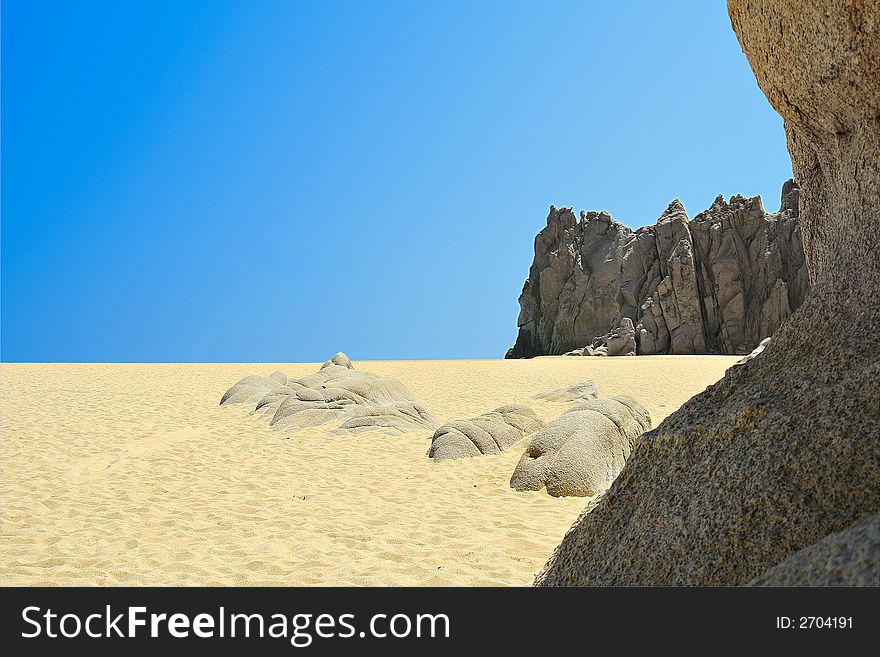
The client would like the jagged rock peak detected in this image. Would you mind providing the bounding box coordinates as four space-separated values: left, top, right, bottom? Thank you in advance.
508 178 808 358
545 205 576 227
780 178 799 216
661 198 688 219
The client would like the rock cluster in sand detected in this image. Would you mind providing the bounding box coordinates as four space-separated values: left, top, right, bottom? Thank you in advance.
535 0 880 586
220 353 438 435
510 395 651 497
508 179 807 358
565 318 637 357
427 405 544 462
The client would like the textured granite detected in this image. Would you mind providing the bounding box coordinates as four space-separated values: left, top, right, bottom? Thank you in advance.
747 513 880 586
536 0 880 586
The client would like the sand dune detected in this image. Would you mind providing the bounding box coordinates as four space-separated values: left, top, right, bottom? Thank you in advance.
0 356 736 586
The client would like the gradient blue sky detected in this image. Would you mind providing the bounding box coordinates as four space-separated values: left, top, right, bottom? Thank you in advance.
1 0 791 362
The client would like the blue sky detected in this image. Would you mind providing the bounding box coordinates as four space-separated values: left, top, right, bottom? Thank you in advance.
1 0 791 362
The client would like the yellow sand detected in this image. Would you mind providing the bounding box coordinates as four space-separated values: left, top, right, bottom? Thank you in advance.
0 356 737 586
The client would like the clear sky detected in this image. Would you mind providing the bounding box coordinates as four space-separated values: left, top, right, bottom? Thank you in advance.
1 0 792 362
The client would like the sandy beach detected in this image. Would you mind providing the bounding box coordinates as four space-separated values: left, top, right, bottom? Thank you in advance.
1 356 736 586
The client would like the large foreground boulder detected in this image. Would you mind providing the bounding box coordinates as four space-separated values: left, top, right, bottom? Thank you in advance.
746 513 880 586
536 0 880 585
510 396 651 497
427 405 545 462
220 354 438 435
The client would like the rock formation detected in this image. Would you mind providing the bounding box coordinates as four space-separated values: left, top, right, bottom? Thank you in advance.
566 318 637 356
323 352 353 369
220 354 438 435
510 396 651 497
730 336 771 368
563 346 605 357
427 405 545 462
746 512 880 586
219 372 288 407
605 318 637 356
508 180 808 357
535 0 880 586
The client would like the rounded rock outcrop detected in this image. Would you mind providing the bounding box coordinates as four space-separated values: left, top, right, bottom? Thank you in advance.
510 395 651 497
427 405 545 462
221 354 438 435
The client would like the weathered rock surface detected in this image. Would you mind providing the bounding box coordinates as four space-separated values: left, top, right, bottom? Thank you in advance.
535 0 880 586
746 512 880 586
564 346 607 356
221 355 438 435
508 180 808 358
605 318 637 356
731 336 771 368
563 320 636 356
532 380 598 403
219 374 286 407
427 405 545 462
323 352 353 370
510 395 652 497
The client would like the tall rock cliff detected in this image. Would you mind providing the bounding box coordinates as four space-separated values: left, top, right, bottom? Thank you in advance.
535 0 880 586
508 180 808 357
